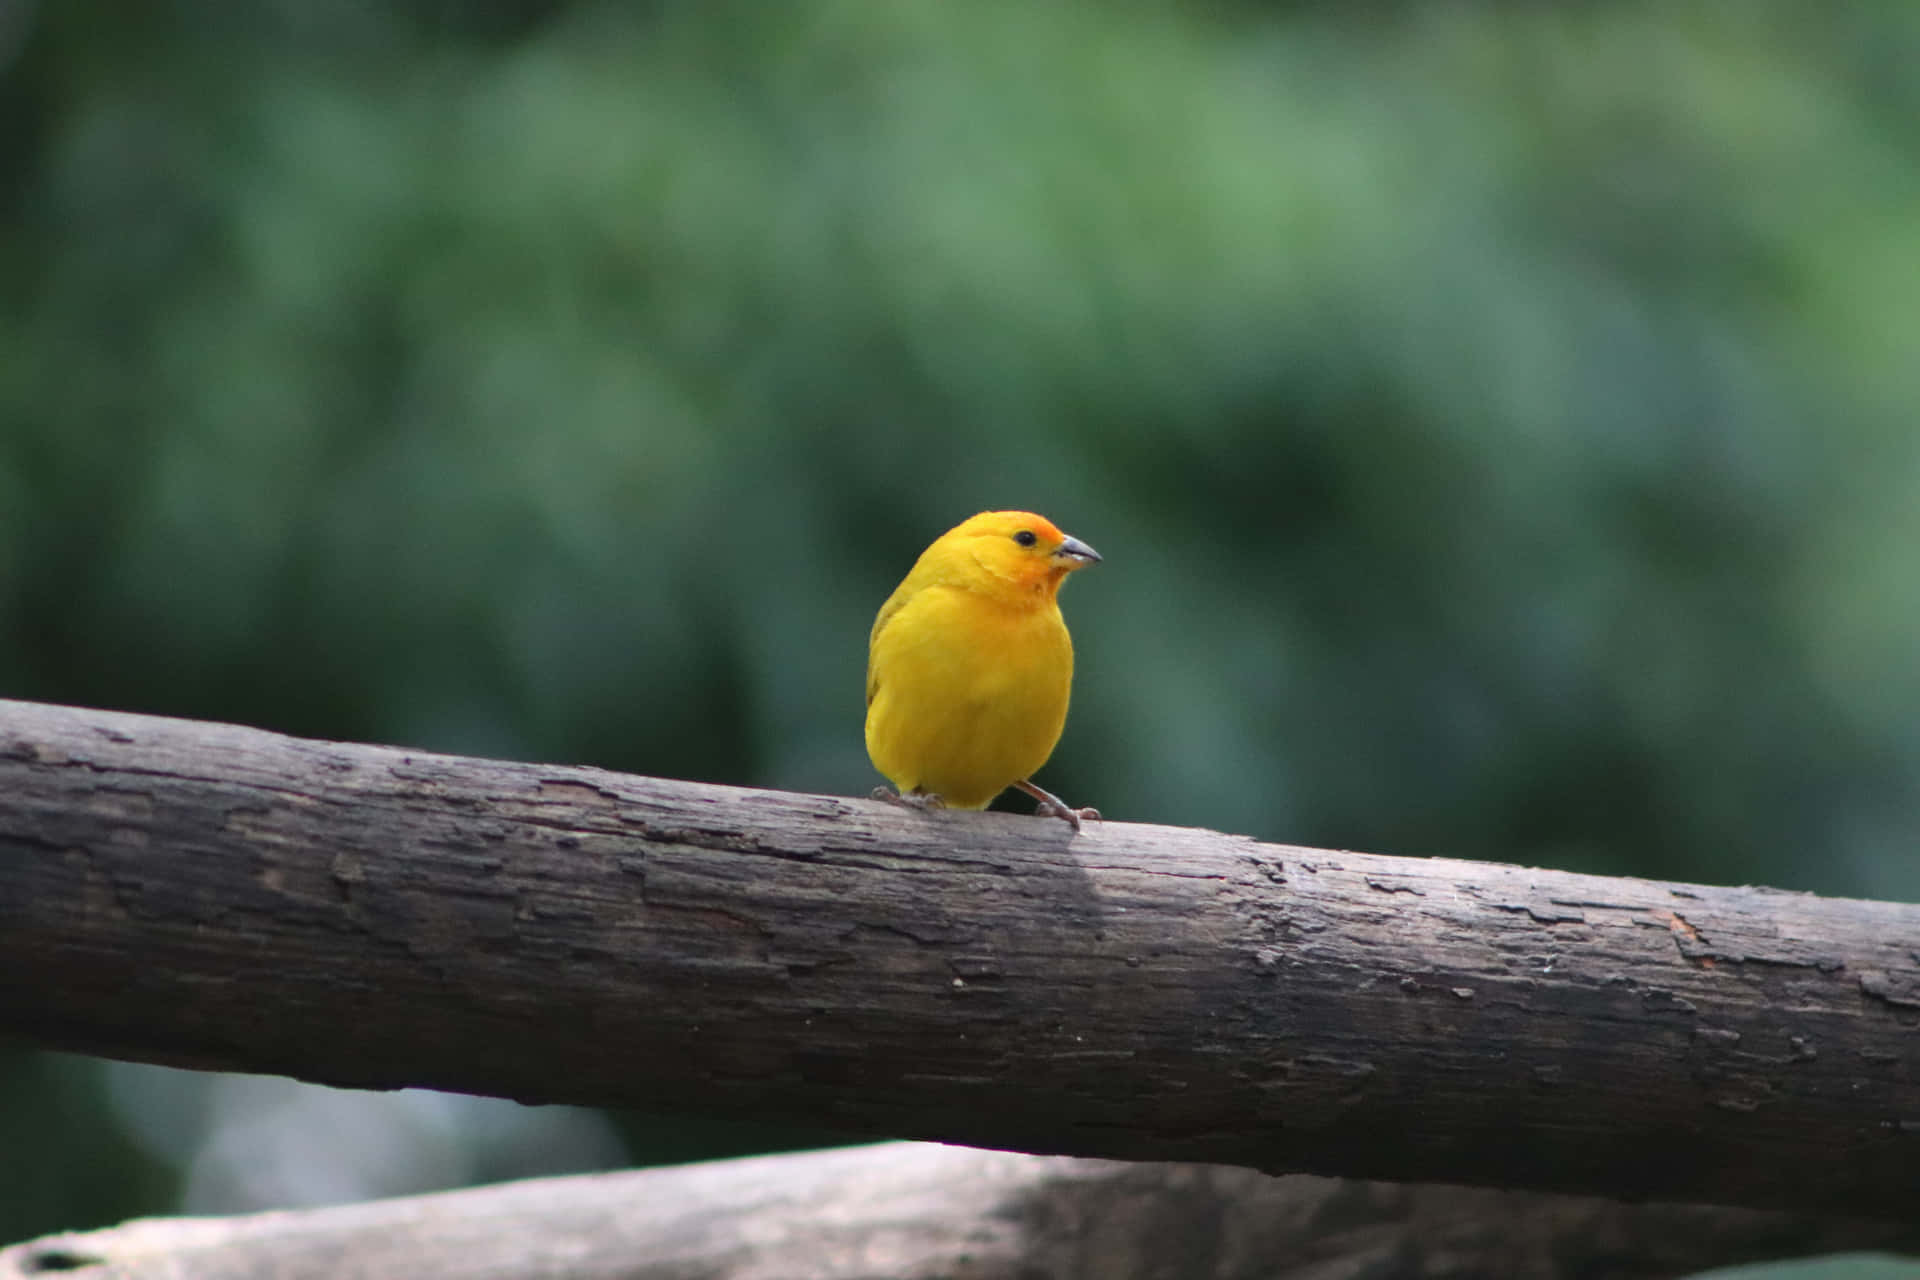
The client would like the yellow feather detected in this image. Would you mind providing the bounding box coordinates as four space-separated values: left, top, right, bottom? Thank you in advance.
865 511 1099 812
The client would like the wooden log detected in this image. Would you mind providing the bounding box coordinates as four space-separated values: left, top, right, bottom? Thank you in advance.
4 1143 1916 1280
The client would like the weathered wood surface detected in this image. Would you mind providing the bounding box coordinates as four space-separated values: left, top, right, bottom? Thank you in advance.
4 1143 1916 1280
1 699 1916 1219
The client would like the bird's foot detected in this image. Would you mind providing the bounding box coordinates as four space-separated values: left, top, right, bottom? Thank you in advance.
1015 780 1100 833
1035 799 1101 832
871 786 947 813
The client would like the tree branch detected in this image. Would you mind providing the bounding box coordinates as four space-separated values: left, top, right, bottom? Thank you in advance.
2 699 1916 1219
4 1143 1916 1280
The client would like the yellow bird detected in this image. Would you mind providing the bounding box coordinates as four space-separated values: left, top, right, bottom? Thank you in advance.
865 510 1102 830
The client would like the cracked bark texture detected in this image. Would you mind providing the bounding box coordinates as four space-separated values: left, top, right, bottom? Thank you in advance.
5 1143 1917 1280
1 699 1917 1220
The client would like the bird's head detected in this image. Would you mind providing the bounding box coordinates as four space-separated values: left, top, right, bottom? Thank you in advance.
934 510 1102 601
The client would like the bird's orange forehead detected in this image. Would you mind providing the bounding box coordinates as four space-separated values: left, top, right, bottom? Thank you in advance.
957 510 1065 544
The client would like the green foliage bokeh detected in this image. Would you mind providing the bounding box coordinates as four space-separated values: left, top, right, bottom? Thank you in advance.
4 0 1918 1247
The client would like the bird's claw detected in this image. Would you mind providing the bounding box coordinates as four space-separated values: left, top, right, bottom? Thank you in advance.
1034 799 1101 832
872 786 946 813
1013 779 1098 833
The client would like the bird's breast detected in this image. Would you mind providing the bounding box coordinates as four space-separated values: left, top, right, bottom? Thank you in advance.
866 585 1075 806
890 586 1071 702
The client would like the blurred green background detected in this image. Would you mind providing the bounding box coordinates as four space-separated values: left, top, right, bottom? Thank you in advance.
4 0 1917 1268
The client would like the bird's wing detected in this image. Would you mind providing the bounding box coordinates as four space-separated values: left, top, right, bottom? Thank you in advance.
866 584 915 708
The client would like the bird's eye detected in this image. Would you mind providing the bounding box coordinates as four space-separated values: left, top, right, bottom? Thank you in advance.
1013 530 1037 547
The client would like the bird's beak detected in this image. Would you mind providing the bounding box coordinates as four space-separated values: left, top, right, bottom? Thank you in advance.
1053 534 1101 568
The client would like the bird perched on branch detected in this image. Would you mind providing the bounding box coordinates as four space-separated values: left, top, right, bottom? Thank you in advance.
865 510 1102 831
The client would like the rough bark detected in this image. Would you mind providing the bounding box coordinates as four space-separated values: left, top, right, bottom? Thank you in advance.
1 699 1917 1220
4 1143 1916 1280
